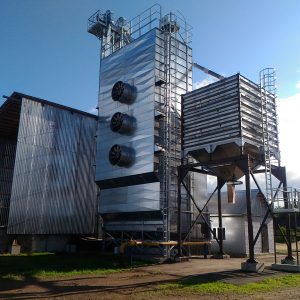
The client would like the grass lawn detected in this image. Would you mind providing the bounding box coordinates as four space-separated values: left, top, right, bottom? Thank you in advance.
0 252 148 280
154 273 300 296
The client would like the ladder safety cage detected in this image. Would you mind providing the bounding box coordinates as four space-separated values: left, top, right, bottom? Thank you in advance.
259 68 280 205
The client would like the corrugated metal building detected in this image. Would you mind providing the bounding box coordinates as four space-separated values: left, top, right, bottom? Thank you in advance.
0 92 98 251
208 189 274 257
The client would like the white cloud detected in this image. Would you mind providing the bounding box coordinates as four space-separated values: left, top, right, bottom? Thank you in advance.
193 76 217 90
277 93 300 188
296 81 300 89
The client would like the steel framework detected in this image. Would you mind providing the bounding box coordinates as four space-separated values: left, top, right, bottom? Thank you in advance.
177 155 292 262
177 69 297 263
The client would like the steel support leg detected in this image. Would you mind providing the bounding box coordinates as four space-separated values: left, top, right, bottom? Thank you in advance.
245 168 256 263
272 167 294 261
177 167 182 257
285 213 294 261
217 177 224 255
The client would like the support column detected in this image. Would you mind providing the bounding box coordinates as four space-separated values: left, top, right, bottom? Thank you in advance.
241 159 264 272
245 168 256 263
272 166 294 263
283 169 294 261
217 177 224 255
177 167 182 257
283 213 295 263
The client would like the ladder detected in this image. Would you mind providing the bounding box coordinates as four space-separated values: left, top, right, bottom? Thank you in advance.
260 68 278 205
261 87 273 203
162 28 171 248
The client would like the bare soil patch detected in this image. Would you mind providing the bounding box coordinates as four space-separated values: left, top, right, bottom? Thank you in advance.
1 254 300 299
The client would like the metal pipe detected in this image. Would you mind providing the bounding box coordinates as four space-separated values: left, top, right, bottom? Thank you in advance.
193 62 225 80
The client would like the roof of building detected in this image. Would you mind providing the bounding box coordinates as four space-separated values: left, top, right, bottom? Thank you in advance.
0 92 98 140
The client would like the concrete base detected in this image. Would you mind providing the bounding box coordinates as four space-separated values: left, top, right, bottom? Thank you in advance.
241 261 265 273
174 256 189 262
211 253 230 259
271 263 300 272
10 245 21 255
281 258 296 265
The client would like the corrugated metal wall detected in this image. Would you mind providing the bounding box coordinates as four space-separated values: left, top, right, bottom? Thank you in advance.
182 74 241 154
182 74 279 160
96 27 198 235
209 190 274 256
7 98 98 234
0 140 16 227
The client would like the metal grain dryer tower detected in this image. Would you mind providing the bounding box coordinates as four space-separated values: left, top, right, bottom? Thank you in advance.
88 5 206 251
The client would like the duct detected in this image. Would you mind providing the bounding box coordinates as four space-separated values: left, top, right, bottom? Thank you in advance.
110 112 136 134
109 144 135 167
111 81 137 104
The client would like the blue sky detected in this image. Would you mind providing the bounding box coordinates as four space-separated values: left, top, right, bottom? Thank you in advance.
1 0 300 186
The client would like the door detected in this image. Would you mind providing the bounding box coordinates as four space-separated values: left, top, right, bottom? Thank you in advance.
261 224 269 253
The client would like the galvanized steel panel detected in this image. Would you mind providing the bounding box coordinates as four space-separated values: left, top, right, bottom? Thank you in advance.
0 140 16 227
182 74 279 161
183 74 241 154
95 29 157 184
100 182 160 213
96 27 194 231
7 98 98 234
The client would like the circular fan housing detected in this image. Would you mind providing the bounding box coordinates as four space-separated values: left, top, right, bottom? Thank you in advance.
111 81 137 104
109 144 135 167
110 112 136 134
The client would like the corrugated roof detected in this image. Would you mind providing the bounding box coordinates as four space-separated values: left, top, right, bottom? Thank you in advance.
9 92 98 119
0 92 98 140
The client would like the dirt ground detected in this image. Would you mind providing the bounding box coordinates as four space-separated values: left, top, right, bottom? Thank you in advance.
1 254 300 299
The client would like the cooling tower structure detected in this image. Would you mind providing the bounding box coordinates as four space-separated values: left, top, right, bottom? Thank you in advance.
88 5 206 248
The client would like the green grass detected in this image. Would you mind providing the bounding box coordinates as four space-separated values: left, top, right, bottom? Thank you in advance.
157 274 300 295
0 252 148 280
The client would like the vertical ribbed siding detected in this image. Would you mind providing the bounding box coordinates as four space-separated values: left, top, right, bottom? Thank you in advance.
97 28 195 234
7 98 98 234
0 140 16 227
